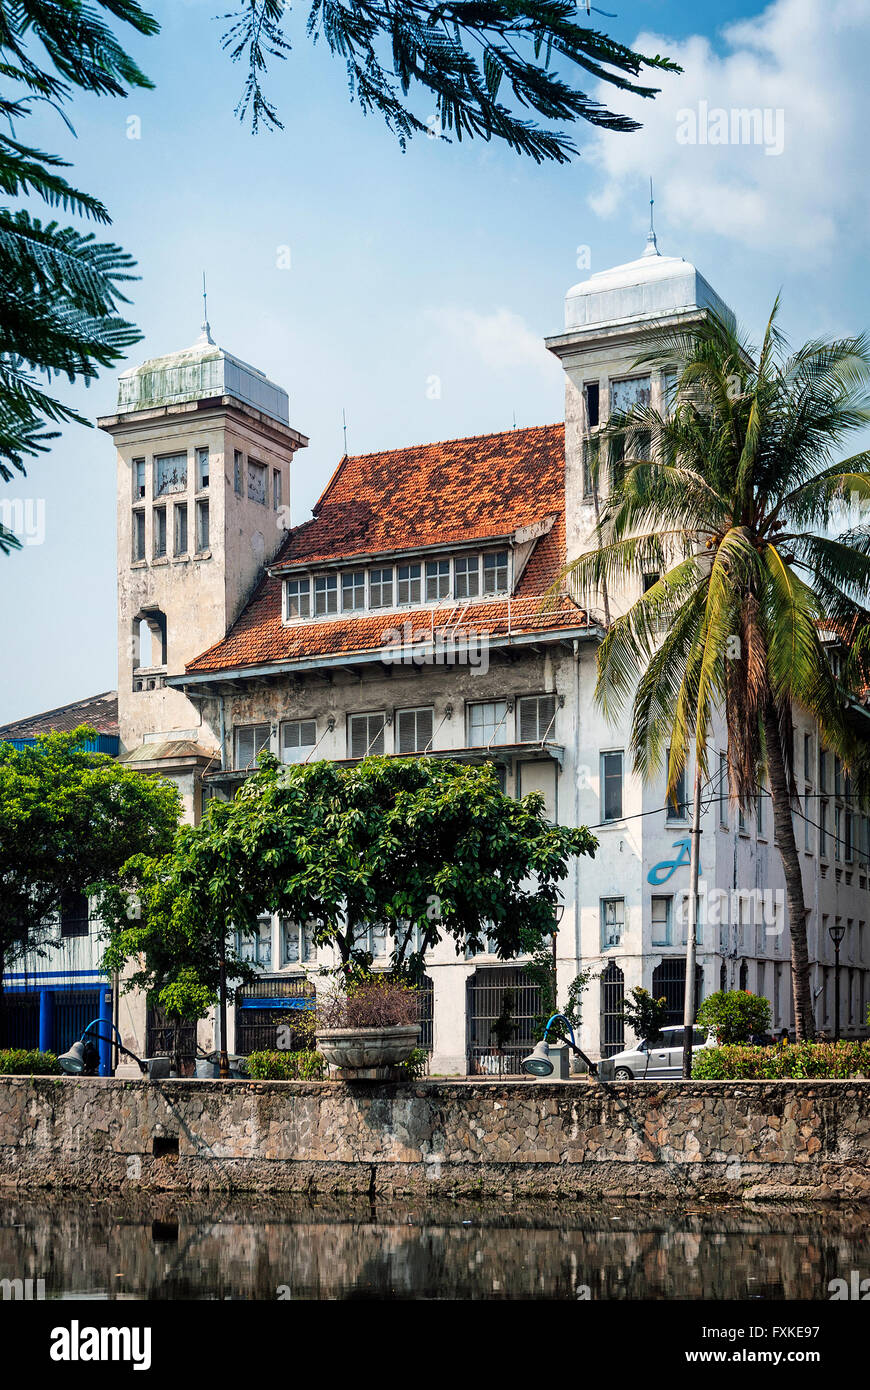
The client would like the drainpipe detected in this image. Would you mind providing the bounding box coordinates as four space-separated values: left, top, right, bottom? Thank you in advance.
219 694 227 771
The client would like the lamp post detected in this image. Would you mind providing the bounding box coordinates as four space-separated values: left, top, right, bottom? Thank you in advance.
521 1013 599 1079
828 920 846 1042
551 902 565 1013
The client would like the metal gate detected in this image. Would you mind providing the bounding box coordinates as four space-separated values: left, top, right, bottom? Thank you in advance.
53 991 101 1056
235 976 317 1055
466 967 543 1076
146 1005 198 1076
600 960 625 1058
417 975 434 1055
652 960 704 1027
0 992 39 1050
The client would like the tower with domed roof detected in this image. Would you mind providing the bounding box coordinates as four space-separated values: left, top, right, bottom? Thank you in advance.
546 229 734 618
98 317 307 786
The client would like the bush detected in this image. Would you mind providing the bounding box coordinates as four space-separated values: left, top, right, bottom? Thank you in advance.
0 1049 61 1075
317 974 419 1029
693 1040 870 1080
245 1050 327 1080
695 989 771 1044
393 1046 429 1080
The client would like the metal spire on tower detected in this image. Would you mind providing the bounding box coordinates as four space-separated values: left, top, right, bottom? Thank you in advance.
643 177 660 257
199 271 215 345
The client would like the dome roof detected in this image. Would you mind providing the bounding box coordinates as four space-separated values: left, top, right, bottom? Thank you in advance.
565 236 734 334
116 324 290 425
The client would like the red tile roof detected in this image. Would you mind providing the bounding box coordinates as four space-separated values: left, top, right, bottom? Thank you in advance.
187 424 586 675
0 691 119 738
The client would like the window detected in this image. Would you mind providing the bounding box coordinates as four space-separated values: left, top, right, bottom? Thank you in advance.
153 506 167 558
133 510 145 561
273 469 282 509
835 757 842 798
610 375 651 413
281 719 317 764
195 499 209 552
154 451 187 497
584 381 599 428
483 550 508 594
846 812 854 862
661 370 677 416
666 751 687 820
819 748 828 794
349 712 386 758
247 460 267 504
173 502 188 556
341 569 366 612
601 750 623 822
234 450 243 495
60 891 89 938
236 919 272 969
286 577 310 619
804 791 812 851
196 447 209 490
719 751 728 827
756 783 765 837
835 805 842 862
468 700 510 747
820 800 828 857
314 574 337 616
133 458 146 499
518 694 556 743
425 559 450 602
396 706 434 754
804 732 813 784
397 562 421 605
455 554 480 600
282 918 316 966
651 895 672 945
581 438 596 499
235 724 271 769
370 566 394 608
601 897 625 950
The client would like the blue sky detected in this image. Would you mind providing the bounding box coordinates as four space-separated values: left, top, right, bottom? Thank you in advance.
1 0 868 724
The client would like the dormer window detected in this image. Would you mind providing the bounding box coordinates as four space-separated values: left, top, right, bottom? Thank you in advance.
314 573 337 616
342 569 366 612
370 566 393 608
483 550 508 594
455 554 480 599
426 559 450 601
286 577 310 619
397 562 421 605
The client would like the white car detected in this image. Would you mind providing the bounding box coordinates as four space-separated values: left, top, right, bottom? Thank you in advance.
606 1024 715 1080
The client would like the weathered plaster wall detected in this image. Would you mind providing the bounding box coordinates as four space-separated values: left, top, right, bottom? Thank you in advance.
2 1077 870 1201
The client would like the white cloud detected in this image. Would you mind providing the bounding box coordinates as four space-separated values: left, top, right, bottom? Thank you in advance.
422 306 559 374
587 0 869 260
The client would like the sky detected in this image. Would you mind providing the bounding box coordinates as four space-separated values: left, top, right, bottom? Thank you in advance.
1 0 869 724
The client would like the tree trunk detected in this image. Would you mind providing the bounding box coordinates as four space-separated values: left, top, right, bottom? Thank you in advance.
762 700 814 1039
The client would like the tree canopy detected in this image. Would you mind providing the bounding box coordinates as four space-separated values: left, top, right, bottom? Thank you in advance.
101 753 597 1021
0 725 180 986
0 0 156 554
221 0 680 159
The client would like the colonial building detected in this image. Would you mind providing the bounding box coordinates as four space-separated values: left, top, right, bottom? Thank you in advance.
5 239 870 1073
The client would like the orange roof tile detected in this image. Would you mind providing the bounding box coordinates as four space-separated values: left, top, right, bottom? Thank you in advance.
186 423 585 675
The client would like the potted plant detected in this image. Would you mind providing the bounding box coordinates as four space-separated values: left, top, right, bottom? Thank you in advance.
316 974 420 1077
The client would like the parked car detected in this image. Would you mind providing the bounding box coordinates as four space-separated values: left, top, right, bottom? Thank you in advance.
607 1024 716 1080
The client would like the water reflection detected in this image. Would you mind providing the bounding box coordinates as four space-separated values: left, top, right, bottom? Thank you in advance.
0 1193 867 1300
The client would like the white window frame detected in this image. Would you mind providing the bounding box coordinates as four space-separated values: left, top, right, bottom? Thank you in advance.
196 446 209 491
314 573 338 616
467 699 511 748
601 750 623 823
281 718 317 764
651 894 672 946
482 550 509 594
341 569 366 613
601 897 625 950
285 577 311 620
397 562 422 606
455 553 481 600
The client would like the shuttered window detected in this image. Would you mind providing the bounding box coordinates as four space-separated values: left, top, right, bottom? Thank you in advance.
518 694 556 742
281 719 317 763
235 723 271 769
396 707 433 754
349 713 385 758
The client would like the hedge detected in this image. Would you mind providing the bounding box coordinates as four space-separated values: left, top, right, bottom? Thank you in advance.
692 1040 870 1080
245 1050 327 1080
0 1049 61 1075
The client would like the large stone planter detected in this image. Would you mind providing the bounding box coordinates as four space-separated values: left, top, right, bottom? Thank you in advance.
316 1024 420 1077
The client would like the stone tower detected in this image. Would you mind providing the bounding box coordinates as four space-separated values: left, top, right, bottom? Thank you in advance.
98 322 307 809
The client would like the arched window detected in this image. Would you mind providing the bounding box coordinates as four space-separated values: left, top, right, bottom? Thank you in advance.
132 608 167 670
652 959 704 1026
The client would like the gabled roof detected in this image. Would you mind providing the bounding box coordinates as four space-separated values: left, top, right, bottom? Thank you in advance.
0 691 119 739
186 423 586 676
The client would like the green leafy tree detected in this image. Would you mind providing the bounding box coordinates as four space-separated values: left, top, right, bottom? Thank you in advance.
565 302 870 1040
621 985 668 1047
696 989 771 1046
102 754 597 1064
221 0 680 158
0 726 180 992
0 0 158 554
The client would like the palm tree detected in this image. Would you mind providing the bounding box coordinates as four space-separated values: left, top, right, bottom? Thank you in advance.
565 303 870 1039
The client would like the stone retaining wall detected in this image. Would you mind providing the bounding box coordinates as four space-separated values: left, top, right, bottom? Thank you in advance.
2 1076 870 1201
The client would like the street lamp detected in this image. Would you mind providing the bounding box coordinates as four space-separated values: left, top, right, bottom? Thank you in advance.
58 1019 170 1080
521 1012 599 1079
551 902 565 999
828 920 846 1042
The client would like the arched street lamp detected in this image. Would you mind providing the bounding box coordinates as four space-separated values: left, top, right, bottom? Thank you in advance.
521 1012 599 1079
58 1019 170 1080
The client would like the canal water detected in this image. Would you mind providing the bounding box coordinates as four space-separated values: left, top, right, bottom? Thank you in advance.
0 1193 867 1300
